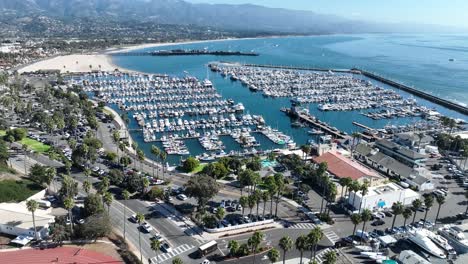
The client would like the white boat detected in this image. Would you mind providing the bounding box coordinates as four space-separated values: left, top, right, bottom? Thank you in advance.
408 229 446 259
438 225 468 254
359 251 383 258
354 245 373 252
423 228 456 255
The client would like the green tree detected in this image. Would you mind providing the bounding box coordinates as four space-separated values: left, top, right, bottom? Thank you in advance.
338 177 352 202
81 213 111 241
97 177 110 194
308 226 323 261
215 207 226 221
274 173 285 218
84 193 104 216
136 212 145 263
239 196 248 216
248 231 264 264
228 240 239 257
423 195 434 223
267 248 280 263
411 198 423 224
172 257 183 264
402 207 413 227
279 236 293 264
300 144 311 161
122 190 130 241
391 202 404 229
248 195 256 218
360 209 372 244
323 250 337 264
350 213 362 238
151 145 160 178
184 174 220 212
63 197 75 237
435 195 445 224
264 176 278 217
103 192 113 213
82 179 91 195
295 235 308 264
26 200 39 240
59 175 78 199
182 156 200 172
151 239 161 256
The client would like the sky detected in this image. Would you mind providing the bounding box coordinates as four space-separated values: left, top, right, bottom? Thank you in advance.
187 0 468 27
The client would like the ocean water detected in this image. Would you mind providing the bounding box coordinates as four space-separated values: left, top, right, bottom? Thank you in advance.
110 34 468 164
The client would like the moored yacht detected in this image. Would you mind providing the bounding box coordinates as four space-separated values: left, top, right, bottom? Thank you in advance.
438 225 468 254
408 229 446 259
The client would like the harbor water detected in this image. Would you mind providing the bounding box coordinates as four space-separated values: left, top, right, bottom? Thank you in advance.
108 34 468 164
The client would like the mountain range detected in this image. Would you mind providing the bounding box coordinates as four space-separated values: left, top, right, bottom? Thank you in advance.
0 0 464 35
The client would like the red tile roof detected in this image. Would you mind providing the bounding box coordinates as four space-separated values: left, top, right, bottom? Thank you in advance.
313 151 378 180
0 246 122 264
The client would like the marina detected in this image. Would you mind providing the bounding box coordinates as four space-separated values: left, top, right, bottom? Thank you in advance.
112 49 259 57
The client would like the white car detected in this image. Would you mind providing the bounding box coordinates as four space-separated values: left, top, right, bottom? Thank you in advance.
177 194 188 201
160 242 172 253
129 214 138 223
141 222 152 232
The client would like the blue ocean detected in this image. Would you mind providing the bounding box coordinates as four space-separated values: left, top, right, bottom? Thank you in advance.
110 34 468 164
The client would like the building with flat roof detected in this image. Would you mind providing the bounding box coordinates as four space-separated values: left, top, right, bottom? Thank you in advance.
348 182 420 211
375 139 427 168
313 151 384 186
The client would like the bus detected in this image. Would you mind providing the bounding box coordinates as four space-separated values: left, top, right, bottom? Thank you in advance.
197 240 218 257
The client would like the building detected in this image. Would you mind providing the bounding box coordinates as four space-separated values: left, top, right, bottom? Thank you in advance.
313 151 385 186
0 190 55 242
348 182 420 211
375 139 427 168
355 143 434 191
394 132 433 150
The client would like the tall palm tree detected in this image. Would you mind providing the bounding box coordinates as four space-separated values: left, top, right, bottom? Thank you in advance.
338 177 352 202
103 192 113 213
239 196 248 216
349 181 361 208
267 248 280 263
63 197 75 237
402 207 413 227
122 190 130 241
159 151 167 180
295 235 308 264
435 195 445 224
279 236 293 264
300 145 311 161
136 212 145 263
391 202 404 229
323 250 337 264
350 213 362 238
423 195 434 223
360 209 372 244
411 199 422 224
248 195 256 218
26 200 39 240
151 145 160 179
358 181 369 212
308 226 323 261
83 179 91 195
248 231 264 264
274 173 285 218
151 239 161 256
262 191 269 218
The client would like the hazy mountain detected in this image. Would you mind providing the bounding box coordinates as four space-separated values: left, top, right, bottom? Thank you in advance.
0 0 464 34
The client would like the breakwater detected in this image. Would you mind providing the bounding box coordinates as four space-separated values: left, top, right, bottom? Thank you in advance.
353 69 468 115
112 50 259 57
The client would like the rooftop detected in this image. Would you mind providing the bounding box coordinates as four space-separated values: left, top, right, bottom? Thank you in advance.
0 202 55 231
376 139 426 160
313 151 379 180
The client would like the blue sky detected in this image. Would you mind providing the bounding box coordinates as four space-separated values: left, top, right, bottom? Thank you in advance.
187 0 467 27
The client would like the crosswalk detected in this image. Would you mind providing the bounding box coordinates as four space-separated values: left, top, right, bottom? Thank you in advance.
323 229 340 244
315 248 338 264
150 244 195 263
287 223 317 229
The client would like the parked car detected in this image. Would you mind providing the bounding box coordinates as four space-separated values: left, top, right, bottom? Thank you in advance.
151 234 164 242
371 219 385 226
129 214 138 223
141 222 153 232
160 242 172 253
177 194 188 201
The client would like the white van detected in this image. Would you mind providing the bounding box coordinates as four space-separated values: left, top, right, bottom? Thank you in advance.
36 200 51 208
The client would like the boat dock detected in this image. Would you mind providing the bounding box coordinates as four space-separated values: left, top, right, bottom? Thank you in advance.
281 108 348 139
352 121 375 131
354 68 468 115
241 63 352 73
112 50 259 57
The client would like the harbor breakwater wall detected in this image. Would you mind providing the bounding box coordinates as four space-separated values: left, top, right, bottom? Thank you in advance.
235 63 468 115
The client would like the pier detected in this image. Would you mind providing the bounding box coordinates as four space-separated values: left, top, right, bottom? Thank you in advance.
353 68 468 115
281 108 348 139
242 63 352 73
112 49 259 57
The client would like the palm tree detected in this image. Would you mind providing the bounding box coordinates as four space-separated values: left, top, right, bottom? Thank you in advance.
262 191 269 218
402 207 413 227
349 181 361 208
248 231 264 264
239 196 248 216
338 177 352 202
142 177 150 195
308 226 323 261
465 190 468 215
151 145 160 179
411 198 422 224
350 213 362 238
26 200 39 240
267 248 280 263
351 132 361 158
295 235 308 264
423 195 434 223
391 202 404 229
103 192 113 213
360 209 372 244
159 151 167 179
63 197 75 237
136 212 145 263
83 179 91 195
248 195 256 218
279 236 293 264
358 181 369 212
435 195 445 224
274 173 285 218
300 144 311 160
323 250 337 264
228 240 239 257
122 190 130 241
172 257 183 264
151 239 161 256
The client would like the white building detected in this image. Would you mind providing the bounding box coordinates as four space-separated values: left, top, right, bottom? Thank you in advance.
348 183 420 211
0 190 55 242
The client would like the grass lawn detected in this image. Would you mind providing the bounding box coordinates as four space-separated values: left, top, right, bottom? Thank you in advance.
20 137 50 153
0 179 43 203
191 164 207 174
